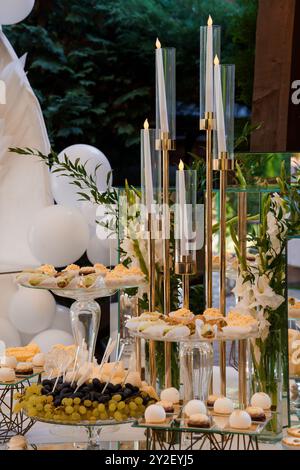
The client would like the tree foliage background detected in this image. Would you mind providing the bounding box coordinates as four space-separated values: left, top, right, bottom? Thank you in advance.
5 0 258 184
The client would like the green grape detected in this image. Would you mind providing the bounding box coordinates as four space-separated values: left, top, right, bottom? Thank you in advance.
62 398 68 406
117 401 125 411
79 406 87 415
129 402 137 411
92 401 98 408
148 400 155 405
66 398 73 406
112 394 122 402
114 411 123 421
44 404 52 412
92 409 99 418
74 397 81 405
98 404 105 413
44 412 52 420
134 397 143 406
89 416 97 421
130 411 137 418
71 412 81 421
138 404 145 413
100 412 108 420
109 402 117 412
65 406 74 415
53 414 60 421
28 396 37 405
36 403 43 411
124 405 130 415
84 400 92 408
73 404 80 412
86 411 92 419
46 395 53 403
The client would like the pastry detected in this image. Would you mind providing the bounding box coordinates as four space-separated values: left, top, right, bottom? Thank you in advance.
203 308 223 323
229 410 251 430
245 406 266 422
160 387 180 404
184 399 206 417
7 435 28 450
0 367 16 382
15 362 34 375
287 427 300 438
250 392 271 410
64 264 80 273
288 298 300 319
56 273 75 288
207 394 221 408
164 325 191 339
187 413 211 428
169 308 195 323
200 324 215 339
156 400 174 413
94 263 108 276
0 356 17 369
37 264 57 276
145 404 166 424
282 436 300 449
214 397 234 415
226 311 258 332
32 353 46 368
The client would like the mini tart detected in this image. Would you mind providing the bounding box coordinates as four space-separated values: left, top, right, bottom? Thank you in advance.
169 308 195 323
245 406 266 422
36 264 57 276
207 394 221 408
15 362 33 375
287 427 300 438
64 264 80 272
187 413 211 428
156 400 174 413
282 436 300 449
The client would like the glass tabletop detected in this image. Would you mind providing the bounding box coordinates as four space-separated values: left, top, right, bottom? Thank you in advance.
0 369 42 387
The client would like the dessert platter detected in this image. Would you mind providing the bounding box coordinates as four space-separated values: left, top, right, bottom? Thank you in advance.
126 308 261 343
133 391 274 451
16 264 146 361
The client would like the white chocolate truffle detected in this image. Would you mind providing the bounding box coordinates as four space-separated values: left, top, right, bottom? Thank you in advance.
229 410 251 430
184 399 206 417
214 397 234 415
0 367 15 383
160 387 180 404
32 353 45 367
250 392 271 410
1 356 17 369
145 404 166 424
7 435 28 450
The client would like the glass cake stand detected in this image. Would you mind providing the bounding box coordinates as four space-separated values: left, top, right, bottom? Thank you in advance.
25 414 134 450
19 281 145 362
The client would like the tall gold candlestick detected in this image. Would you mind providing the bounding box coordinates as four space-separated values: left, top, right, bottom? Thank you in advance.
200 112 214 309
157 132 175 388
148 214 157 387
238 192 248 408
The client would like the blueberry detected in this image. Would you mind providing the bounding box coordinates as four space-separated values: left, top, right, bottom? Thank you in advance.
61 382 71 389
132 386 139 394
125 383 134 390
93 392 102 401
54 398 61 407
99 394 110 404
42 379 53 387
123 388 132 398
92 379 102 391
41 387 50 395
106 383 114 392
112 384 122 393
90 392 95 401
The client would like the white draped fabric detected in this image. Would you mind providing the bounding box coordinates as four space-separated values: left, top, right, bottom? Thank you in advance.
0 31 52 272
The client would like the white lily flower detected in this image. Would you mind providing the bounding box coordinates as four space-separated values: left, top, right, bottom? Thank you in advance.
250 274 285 310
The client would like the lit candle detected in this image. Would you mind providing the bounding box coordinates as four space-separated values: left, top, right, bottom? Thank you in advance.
156 38 169 133
214 55 227 153
178 160 188 256
205 15 213 113
143 119 154 213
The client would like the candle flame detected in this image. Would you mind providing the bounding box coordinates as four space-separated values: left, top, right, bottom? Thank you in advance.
214 55 220 66
144 119 149 130
179 160 184 171
156 38 161 49
208 15 213 26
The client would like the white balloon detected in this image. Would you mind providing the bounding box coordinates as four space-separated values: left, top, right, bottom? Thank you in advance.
79 201 97 226
51 304 72 334
28 205 89 267
31 329 74 353
9 287 56 334
87 234 111 266
0 274 17 318
0 318 21 347
0 0 35 25
50 144 112 208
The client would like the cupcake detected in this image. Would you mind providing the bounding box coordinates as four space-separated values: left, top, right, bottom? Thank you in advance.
15 362 33 375
0 356 17 369
187 413 211 429
32 353 46 368
250 392 271 410
145 405 166 424
229 410 252 430
156 400 174 413
207 394 221 408
213 397 234 415
0 367 16 382
184 400 206 417
160 387 180 404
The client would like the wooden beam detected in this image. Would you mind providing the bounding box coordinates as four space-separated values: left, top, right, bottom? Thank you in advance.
251 0 296 151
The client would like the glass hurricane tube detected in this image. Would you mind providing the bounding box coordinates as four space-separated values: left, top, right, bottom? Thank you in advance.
70 298 101 362
199 23 221 120
155 47 176 141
